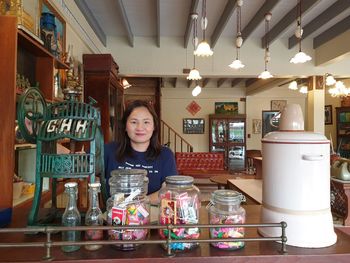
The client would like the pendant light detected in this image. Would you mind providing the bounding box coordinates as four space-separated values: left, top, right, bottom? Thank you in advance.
194 0 213 57
187 13 202 80
288 80 298 90
229 0 245 69
258 12 273 79
290 0 311 64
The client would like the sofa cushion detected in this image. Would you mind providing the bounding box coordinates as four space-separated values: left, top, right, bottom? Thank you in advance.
175 152 225 177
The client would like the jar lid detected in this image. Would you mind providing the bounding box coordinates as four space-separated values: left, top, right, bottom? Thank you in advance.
165 175 193 185
111 169 148 177
88 182 101 188
211 189 245 205
64 182 77 188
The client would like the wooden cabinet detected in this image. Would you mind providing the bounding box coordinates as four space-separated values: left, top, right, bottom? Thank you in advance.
83 54 124 143
209 114 246 171
336 107 350 158
0 16 68 224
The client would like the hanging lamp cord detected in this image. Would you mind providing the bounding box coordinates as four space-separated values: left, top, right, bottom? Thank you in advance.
236 2 242 59
298 0 302 52
202 0 206 41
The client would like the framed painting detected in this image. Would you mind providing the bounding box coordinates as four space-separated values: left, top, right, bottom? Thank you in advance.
252 119 262 134
215 102 238 115
262 111 280 137
325 105 332 125
183 118 205 134
271 100 287 111
39 0 66 59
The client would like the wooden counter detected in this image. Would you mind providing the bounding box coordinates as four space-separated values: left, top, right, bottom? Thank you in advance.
1 205 350 262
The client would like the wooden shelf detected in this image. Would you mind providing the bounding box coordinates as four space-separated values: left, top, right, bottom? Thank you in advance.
17 29 69 70
14 143 36 150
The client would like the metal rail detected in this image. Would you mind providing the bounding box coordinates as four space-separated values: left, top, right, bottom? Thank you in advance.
0 222 287 260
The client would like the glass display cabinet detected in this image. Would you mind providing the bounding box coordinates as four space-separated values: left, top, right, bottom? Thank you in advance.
209 114 246 171
336 107 350 158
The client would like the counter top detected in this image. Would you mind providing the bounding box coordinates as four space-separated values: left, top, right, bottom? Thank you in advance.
1 205 350 262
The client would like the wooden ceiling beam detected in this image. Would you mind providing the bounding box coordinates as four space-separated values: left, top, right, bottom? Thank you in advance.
231 78 244 87
116 0 134 47
217 78 227 88
314 14 350 49
172 78 177 88
156 0 160 47
211 0 237 48
184 0 200 48
288 0 350 49
74 0 106 46
241 0 280 41
261 0 319 48
187 80 194 88
202 78 210 88
246 78 294 96
245 78 259 87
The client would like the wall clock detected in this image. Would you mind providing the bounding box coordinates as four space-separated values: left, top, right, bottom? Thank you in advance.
271 100 287 111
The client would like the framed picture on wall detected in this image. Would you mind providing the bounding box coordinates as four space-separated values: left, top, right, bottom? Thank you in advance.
183 118 205 134
325 105 332 125
262 111 280 137
271 100 287 111
215 102 238 114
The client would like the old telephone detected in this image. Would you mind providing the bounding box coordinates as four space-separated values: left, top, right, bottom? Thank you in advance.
331 158 350 180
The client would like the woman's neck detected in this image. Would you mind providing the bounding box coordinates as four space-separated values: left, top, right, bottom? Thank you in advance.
130 141 150 152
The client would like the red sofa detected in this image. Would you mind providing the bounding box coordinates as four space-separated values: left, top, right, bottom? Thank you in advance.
175 152 229 178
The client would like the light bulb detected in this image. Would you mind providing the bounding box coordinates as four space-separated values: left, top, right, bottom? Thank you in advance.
288 81 298 90
192 85 202 96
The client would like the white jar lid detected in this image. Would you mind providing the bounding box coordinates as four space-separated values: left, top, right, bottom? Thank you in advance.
262 131 329 144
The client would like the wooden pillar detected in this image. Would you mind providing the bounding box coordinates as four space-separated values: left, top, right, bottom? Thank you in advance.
306 76 325 134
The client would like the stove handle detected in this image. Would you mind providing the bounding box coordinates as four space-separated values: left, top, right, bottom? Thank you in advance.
302 154 324 161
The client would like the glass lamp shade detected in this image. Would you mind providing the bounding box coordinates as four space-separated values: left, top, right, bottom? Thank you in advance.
258 70 273 79
326 75 336 86
192 85 202 96
288 81 298 90
290 51 312 64
228 59 245 69
194 41 213 57
187 68 202 80
299 85 308 94
328 81 350 97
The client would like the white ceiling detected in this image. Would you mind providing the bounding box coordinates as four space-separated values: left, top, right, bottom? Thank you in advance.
74 0 350 88
78 0 350 43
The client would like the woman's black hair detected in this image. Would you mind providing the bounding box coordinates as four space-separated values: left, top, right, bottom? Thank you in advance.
116 100 161 161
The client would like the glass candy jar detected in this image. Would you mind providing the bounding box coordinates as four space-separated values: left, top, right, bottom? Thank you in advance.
85 182 103 251
208 190 246 250
158 175 200 251
61 182 81 252
106 169 150 250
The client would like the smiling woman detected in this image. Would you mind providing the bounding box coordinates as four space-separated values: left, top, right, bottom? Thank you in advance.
104 100 177 202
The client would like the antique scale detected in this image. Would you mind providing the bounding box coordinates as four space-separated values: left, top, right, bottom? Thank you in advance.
17 87 106 226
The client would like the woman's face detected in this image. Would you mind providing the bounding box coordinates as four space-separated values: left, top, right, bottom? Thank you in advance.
126 106 155 150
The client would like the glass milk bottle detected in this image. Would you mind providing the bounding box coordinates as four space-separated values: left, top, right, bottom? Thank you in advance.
208 189 246 250
85 182 103 251
61 182 81 252
158 175 200 251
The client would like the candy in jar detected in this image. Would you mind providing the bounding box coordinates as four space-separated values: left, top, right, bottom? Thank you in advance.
208 189 246 250
106 169 150 250
158 175 200 251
